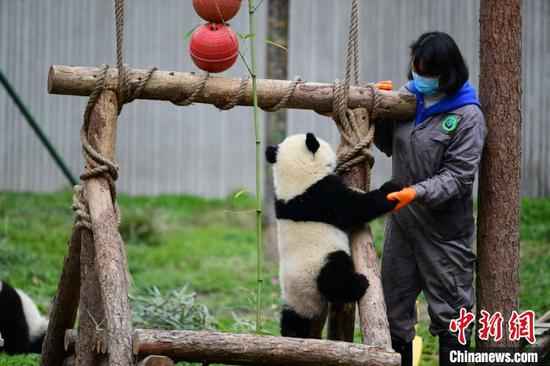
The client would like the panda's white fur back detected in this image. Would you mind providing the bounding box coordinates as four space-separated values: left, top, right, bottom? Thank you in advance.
15 288 48 340
277 219 349 318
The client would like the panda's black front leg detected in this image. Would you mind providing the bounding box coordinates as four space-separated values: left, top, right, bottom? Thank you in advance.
341 181 403 228
280 305 316 338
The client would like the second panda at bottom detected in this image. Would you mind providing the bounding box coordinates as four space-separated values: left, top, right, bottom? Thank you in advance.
266 133 401 338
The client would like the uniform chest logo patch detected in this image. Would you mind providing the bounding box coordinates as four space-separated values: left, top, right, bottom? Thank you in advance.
442 115 459 133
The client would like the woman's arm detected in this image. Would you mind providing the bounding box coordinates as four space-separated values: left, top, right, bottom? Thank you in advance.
373 119 394 157
373 84 411 157
412 107 487 206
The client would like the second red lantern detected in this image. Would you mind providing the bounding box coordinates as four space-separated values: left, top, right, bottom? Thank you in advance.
192 0 243 23
189 23 239 73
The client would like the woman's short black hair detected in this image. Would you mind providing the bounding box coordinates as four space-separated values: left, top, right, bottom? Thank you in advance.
407 31 469 94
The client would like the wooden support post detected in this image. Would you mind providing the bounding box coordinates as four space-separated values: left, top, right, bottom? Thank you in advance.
82 89 134 365
134 329 400 366
47 66 416 118
40 228 81 366
75 228 107 365
328 109 392 347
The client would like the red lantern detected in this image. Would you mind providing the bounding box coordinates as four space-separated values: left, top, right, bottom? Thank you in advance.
189 23 239 73
192 0 242 22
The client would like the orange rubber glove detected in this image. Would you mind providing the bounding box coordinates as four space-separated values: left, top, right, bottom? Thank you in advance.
387 187 416 211
376 80 393 91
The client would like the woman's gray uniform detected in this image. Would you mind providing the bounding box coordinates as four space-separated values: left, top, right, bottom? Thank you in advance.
374 86 487 344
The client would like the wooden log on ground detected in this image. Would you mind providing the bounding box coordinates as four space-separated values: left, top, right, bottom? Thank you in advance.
82 89 134 365
64 329 399 365
524 311 550 359
137 355 174 366
133 329 400 366
47 65 416 118
40 228 81 366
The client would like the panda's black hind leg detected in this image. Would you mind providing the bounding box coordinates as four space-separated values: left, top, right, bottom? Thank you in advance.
280 305 316 338
317 250 369 303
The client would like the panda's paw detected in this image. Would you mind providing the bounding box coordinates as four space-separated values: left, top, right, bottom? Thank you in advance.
379 180 403 195
353 273 369 299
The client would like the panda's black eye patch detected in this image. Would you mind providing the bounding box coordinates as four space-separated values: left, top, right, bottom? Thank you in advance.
306 133 320 154
266 146 278 164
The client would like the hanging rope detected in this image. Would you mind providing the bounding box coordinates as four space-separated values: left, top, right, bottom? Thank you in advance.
333 0 380 183
73 64 122 229
72 0 155 230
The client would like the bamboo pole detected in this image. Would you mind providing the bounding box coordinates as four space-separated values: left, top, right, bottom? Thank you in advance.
47 65 416 118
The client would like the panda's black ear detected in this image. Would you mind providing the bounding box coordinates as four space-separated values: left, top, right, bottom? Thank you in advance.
306 133 320 154
265 146 278 164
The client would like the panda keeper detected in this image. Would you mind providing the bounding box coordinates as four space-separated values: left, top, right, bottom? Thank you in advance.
374 31 487 366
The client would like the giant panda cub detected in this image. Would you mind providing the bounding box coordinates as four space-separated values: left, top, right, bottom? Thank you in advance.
0 280 48 354
266 133 401 338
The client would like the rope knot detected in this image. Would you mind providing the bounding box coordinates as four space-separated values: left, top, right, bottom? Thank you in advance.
72 185 92 231
331 80 377 176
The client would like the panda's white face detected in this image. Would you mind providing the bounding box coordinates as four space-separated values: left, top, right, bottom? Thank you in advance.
267 133 336 202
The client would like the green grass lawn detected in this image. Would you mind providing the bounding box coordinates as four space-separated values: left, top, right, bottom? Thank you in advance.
0 190 548 365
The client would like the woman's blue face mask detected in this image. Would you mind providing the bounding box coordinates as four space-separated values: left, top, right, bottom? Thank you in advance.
412 71 439 96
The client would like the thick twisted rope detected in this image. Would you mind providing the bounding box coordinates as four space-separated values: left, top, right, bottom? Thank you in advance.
172 72 210 106
333 0 379 180
73 64 122 229
345 0 360 86
171 73 303 112
262 76 302 112
72 185 92 231
73 0 155 230
115 0 157 112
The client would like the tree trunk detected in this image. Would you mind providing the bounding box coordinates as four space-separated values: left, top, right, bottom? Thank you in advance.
263 0 289 263
476 0 522 349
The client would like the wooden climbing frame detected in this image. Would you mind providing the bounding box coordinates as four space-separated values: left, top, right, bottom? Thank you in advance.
40 1 417 365
40 65 415 366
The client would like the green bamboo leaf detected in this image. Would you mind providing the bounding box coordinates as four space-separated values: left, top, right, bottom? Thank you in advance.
183 24 200 41
240 32 256 40
233 190 249 200
265 39 288 51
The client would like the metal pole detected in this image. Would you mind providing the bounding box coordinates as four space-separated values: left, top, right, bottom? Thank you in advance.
0 69 78 186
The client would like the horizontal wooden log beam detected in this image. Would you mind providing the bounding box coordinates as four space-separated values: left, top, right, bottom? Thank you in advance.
135 329 400 366
65 328 400 365
48 65 416 119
